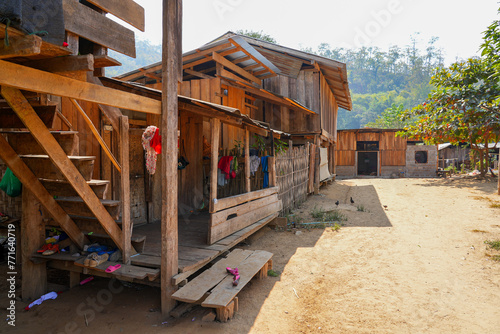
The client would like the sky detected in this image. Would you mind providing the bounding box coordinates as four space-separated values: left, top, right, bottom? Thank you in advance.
124 0 499 65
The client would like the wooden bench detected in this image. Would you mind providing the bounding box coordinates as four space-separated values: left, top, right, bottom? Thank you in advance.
171 248 273 322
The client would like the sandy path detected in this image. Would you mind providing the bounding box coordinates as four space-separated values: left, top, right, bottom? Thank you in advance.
3 177 500 334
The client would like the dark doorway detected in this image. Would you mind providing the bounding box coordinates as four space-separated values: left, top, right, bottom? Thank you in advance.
358 152 378 176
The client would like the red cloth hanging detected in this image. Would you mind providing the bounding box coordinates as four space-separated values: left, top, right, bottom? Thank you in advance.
218 156 234 179
150 128 162 154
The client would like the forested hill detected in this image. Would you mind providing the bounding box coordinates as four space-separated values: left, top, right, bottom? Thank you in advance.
108 38 445 130
303 38 446 129
106 40 162 78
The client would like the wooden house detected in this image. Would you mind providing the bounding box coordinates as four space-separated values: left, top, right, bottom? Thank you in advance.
336 129 438 178
117 31 353 183
0 1 282 320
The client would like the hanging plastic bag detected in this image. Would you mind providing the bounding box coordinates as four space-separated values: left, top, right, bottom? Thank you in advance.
0 168 22 197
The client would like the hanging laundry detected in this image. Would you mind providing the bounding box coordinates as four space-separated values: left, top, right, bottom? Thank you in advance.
142 126 161 175
230 156 238 178
218 156 234 180
250 155 260 176
261 156 269 188
217 169 227 186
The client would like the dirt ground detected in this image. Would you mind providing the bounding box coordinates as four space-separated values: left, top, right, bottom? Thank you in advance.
2 176 500 334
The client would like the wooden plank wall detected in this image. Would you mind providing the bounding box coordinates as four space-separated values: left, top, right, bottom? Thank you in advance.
262 71 320 134
380 131 406 166
320 73 338 139
336 131 407 167
336 131 356 166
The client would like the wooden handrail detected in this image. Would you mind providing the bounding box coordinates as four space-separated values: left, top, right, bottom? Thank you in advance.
70 98 122 173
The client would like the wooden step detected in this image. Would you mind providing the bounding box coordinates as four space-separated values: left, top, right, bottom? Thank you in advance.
0 105 56 129
20 155 95 181
56 197 120 220
74 258 159 281
3 131 78 155
41 179 109 199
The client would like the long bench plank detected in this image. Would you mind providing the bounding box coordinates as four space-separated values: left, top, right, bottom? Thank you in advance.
172 249 254 304
209 200 282 244
202 250 273 308
212 187 278 213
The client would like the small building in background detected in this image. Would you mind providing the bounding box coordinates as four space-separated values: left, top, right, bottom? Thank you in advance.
437 143 471 170
335 129 438 178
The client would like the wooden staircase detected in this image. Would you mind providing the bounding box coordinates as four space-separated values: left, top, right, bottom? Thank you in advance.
0 87 140 261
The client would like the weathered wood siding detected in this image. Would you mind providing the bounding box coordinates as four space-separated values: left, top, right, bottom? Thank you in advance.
319 72 338 139
336 131 356 166
262 71 321 134
380 131 406 166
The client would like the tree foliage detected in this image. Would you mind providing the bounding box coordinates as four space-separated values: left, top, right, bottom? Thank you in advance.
235 29 277 44
401 57 500 175
306 36 445 129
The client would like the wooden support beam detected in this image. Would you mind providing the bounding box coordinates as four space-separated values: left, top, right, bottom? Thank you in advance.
0 34 42 59
21 189 47 301
0 132 88 249
161 0 182 318
1 87 131 254
183 55 213 70
178 101 242 127
70 98 121 172
119 116 132 264
184 69 215 80
182 42 233 63
62 0 136 57
245 129 251 193
268 156 276 188
315 136 320 194
22 55 95 73
0 60 160 114
209 119 221 213
85 0 145 32
86 74 123 131
212 52 262 86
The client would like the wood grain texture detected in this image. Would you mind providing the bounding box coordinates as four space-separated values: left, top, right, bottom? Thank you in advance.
172 249 253 303
62 0 136 57
0 34 42 59
119 116 132 264
0 60 160 114
209 119 221 213
212 187 278 212
85 0 145 31
21 189 47 301
201 250 273 308
161 0 182 318
1 87 129 253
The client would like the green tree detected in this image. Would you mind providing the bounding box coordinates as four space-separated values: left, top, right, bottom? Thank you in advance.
401 57 500 175
366 103 407 129
235 30 277 44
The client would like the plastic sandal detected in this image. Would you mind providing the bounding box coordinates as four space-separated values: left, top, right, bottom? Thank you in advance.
105 264 121 273
83 252 98 266
80 276 94 285
37 244 51 253
42 244 60 256
233 274 240 286
89 253 109 267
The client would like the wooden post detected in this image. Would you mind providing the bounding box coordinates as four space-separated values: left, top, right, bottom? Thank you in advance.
161 0 182 318
308 142 315 194
21 189 47 301
268 156 276 188
245 129 250 193
314 136 320 194
209 119 221 213
119 116 131 264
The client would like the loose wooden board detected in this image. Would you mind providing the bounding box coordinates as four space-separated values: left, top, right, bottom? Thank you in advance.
85 0 145 32
201 250 273 308
172 249 254 304
62 0 136 57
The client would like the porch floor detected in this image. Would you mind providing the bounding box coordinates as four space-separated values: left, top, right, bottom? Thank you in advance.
132 212 278 275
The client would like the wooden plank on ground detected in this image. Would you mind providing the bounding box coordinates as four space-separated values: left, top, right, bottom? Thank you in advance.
172 249 254 303
85 0 145 31
201 250 273 308
0 60 161 114
177 246 220 273
62 0 136 57
213 187 278 212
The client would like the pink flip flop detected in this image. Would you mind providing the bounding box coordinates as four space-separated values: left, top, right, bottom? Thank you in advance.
105 264 121 273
